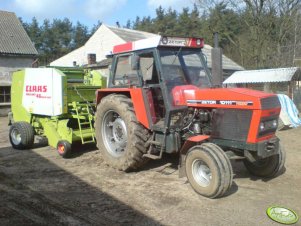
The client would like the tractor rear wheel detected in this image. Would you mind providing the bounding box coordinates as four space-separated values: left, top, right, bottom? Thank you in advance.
243 145 285 177
95 94 150 171
185 143 233 198
9 122 34 150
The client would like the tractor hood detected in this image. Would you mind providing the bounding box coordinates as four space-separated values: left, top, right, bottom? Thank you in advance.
172 85 280 110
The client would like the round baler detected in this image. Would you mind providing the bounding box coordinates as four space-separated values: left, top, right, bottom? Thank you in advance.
8 67 106 157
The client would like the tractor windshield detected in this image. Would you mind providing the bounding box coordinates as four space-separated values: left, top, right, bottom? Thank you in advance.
158 48 212 88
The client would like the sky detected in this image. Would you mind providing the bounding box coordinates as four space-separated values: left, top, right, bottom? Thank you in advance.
0 0 195 29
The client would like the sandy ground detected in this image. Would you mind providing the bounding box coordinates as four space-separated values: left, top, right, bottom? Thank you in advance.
0 116 300 226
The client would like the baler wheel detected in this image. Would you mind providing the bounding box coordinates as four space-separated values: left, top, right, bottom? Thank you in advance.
9 122 34 150
57 140 72 158
95 94 150 171
185 143 233 198
243 144 286 177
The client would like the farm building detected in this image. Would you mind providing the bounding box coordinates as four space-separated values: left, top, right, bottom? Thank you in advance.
0 10 38 116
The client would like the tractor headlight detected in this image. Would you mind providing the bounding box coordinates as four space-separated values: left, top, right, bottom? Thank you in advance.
259 122 265 131
272 119 278 128
258 119 278 135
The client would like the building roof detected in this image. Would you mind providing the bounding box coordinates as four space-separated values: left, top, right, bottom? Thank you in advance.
107 25 157 42
85 58 112 69
223 67 301 84
202 45 244 71
0 10 38 56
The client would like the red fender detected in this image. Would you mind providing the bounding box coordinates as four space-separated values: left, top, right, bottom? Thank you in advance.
180 135 210 154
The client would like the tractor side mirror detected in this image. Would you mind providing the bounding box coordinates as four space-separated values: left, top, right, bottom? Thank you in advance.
131 54 140 70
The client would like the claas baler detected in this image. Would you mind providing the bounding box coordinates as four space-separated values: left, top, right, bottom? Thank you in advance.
8 67 106 157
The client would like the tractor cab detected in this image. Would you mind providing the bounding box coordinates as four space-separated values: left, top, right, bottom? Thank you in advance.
107 36 211 132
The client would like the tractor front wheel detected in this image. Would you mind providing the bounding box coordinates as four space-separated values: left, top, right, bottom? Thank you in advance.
9 122 34 150
185 143 233 198
95 94 150 171
243 145 286 177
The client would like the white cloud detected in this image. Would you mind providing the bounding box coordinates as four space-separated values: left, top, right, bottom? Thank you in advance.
84 0 127 20
147 0 195 11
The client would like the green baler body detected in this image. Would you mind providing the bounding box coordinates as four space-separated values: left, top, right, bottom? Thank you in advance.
10 67 106 148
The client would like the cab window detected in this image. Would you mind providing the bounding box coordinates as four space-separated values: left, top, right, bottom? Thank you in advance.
113 55 140 86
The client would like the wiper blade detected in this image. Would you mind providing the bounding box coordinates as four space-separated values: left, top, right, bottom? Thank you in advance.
171 47 182 65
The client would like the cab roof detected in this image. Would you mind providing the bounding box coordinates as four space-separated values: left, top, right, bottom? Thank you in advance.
111 36 204 55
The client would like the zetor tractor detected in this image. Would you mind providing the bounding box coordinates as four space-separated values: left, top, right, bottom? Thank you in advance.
95 36 285 198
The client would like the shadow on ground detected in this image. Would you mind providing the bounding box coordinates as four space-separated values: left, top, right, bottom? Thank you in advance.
0 146 160 226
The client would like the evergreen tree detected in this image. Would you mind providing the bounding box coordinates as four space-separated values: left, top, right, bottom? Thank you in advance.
73 22 89 49
24 17 42 50
125 19 132 29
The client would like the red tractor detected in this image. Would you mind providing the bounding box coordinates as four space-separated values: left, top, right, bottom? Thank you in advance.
94 36 285 198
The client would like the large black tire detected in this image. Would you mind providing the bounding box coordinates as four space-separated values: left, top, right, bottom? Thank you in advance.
185 143 233 198
243 145 286 177
9 122 34 150
95 94 150 171
57 140 72 158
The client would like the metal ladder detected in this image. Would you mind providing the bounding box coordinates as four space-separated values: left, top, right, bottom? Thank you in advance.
72 102 95 144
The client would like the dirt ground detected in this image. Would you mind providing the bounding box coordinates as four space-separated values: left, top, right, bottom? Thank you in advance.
0 117 300 226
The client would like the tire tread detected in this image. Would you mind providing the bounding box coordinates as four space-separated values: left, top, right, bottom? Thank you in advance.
185 143 233 198
9 121 34 150
95 94 150 171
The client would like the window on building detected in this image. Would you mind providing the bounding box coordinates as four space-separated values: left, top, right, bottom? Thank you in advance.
0 86 11 103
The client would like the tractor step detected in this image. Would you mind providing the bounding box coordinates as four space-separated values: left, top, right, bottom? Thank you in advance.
144 131 166 160
143 153 162 160
146 140 162 146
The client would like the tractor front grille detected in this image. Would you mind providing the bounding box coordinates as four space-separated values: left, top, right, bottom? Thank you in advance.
211 109 252 142
261 96 280 110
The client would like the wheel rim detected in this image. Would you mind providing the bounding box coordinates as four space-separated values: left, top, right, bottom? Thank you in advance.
192 159 212 187
11 128 21 145
57 144 65 154
102 110 127 157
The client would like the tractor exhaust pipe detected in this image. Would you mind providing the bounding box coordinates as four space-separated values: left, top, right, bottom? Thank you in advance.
214 32 219 48
211 32 223 87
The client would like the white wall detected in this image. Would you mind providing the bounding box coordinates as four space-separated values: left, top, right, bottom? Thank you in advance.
50 25 125 67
